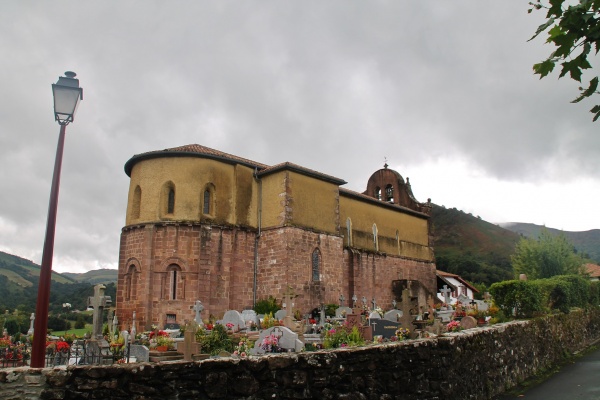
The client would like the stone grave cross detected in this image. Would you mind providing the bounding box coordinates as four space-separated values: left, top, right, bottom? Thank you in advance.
28 313 34 335
339 294 345 307
352 295 357 308
371 298 377 310
131 311 137 342
392 299 397 310
112 314 119 336
361 296 367 308
193 300 204 325
89 284 108 340
282 286 296 313
440 285 452 305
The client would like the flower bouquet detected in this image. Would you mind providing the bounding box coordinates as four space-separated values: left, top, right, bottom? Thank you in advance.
446 320 462 332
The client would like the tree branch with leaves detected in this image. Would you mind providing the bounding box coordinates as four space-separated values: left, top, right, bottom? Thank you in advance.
529 0 600 120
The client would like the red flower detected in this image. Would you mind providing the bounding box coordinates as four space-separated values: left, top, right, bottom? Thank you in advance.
55 341 70 352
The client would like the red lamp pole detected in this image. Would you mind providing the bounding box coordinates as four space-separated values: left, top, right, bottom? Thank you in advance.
30 124 67 368
30 72 82 368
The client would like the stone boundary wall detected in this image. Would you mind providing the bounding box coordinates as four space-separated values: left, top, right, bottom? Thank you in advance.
2 309 600 400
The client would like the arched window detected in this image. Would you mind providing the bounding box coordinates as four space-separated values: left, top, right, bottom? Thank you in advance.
346 217 353 247
374 187 381 200
125 264 138 301
203 189 211 214
132 186 141 220
160 182 176 218
312 249 321 282
372 224 379 251
166 264 182 300
385 184 394 202
168 188 175 214
201 183 215 217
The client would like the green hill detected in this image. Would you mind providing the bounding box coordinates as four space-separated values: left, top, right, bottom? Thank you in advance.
0 251 115 314
63 269 118 285
431 204 520 285
501 223 600 263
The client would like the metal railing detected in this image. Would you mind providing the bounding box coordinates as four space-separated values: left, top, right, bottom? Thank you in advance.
0 340 131 368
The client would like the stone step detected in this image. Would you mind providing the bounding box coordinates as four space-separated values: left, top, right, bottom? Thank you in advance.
148 350 184 363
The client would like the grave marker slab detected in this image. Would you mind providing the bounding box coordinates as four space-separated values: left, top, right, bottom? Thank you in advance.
221 310 245 332
335 307 352 318
384 309 402 322
372 320 403 339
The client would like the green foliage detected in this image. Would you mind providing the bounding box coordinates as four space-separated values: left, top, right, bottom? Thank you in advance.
491 275 595 317
48 315 70 332
3 318 21 335
325 304 339 317
74 315 86 329
253 296 280 315
196 324 234 355
323 325 365 349
489 280 544 318
511 229 584 279
529 0 600 121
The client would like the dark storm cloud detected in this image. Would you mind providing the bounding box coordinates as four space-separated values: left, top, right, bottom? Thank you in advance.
0 1 597 271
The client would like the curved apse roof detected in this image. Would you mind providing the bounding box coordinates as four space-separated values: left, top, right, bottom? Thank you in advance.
124 144 346 185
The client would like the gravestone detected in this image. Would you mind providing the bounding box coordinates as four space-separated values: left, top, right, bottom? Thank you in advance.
457 294 470 306
335 307 352 318
384 309 402 322
129 344 150 362
241 309 259 326
352 294 358 308
193 300 205 326
274 309 287 321
221 310 245 332
472 299 489 312
251 326 303 355
440 285 453 305
372 320 403 339
27 313 34 336
182 320 199 361
368 311 381 322
131 311 137 342
398 288 416 336
460 316 477 330
88 284 110 340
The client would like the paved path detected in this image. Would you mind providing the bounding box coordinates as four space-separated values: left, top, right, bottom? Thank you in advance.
495 347 600 399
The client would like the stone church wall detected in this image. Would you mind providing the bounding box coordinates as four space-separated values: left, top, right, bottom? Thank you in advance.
4 309 600 399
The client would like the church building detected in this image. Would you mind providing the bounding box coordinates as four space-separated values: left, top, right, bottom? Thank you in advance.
116 144 437 329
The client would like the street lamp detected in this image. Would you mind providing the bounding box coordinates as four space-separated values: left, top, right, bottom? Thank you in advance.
30 72 83 368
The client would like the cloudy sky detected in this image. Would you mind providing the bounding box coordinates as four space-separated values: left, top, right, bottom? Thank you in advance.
1 2 599 273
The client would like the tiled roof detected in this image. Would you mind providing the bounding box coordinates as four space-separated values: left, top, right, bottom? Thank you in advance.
258 162 346 185
436 270 479 293
585 263 600 278
124 144 345 186
339 187 430 218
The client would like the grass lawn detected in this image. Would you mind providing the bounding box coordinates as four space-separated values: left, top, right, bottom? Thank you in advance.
50 324 93 338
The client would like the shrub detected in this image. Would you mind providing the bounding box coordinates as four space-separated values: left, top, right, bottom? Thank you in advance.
489 280 543 318
74 315 86 329
253 296 280 315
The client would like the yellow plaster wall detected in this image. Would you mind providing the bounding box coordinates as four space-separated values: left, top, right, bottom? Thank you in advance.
339 195 432 261
258 171 339 234
286 172 338 234
259 172 286 228
125 157 257 227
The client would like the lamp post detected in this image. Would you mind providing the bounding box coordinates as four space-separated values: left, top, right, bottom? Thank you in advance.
30 72 83 368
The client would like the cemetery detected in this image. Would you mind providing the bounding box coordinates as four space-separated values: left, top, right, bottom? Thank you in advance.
2 274 600 400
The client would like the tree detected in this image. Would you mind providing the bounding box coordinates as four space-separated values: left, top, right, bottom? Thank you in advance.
529 0 600 120
511 229 584 279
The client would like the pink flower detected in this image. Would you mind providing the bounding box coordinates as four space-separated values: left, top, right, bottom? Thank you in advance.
241 352 247 357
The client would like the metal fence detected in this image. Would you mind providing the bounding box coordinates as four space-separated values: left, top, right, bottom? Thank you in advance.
0 340 131 368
